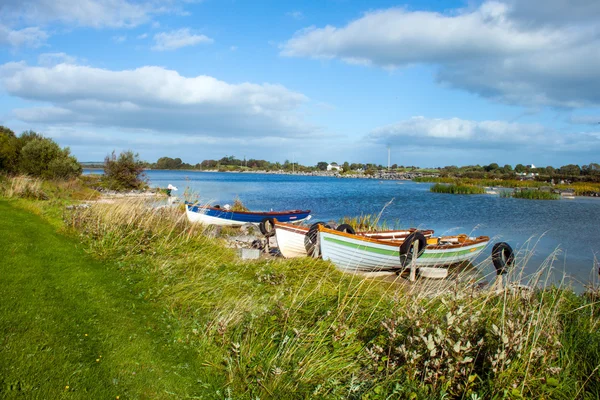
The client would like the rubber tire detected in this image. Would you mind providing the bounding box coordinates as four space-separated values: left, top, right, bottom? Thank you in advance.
259 217 276 237
492 242 514 275
336 224 356 234
304 222 330 258
399 231 428 268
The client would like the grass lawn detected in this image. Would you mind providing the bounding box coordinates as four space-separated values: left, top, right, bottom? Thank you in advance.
0 200 222 399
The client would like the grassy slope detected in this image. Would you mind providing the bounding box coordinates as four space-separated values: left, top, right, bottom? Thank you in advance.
0 200 222 399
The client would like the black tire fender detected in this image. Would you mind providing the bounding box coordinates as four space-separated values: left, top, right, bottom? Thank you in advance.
492 242 514 275
304 222 330 258
336 224 356 234
399 231 428 268
259 217 276 237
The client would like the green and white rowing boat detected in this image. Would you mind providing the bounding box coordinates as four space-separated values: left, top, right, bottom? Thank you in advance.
318 225 489 273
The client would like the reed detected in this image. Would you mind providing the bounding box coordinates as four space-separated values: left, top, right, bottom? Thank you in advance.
511 189 560 200
2 175 48 200
415 176 547 188
430 183 486 194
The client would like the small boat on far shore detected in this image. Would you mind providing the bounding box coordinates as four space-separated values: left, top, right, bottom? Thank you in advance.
185 203 311 227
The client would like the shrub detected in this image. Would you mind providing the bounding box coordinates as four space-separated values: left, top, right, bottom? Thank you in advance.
0 126 19 174
101 150 146 191
19 137 82 179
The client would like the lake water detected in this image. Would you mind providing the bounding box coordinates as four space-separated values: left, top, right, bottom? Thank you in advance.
87 169 600 288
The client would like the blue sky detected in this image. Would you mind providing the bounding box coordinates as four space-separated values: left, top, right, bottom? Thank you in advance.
1 0 599 167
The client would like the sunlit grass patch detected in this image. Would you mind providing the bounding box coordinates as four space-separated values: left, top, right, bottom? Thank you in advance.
501 189 560 200
430 183 486 195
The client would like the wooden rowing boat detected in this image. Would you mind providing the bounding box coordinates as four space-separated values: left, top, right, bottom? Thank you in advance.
318 224 489 272
185 204 311 227
273 220 434 259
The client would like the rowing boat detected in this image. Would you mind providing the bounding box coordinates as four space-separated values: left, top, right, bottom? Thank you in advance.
318 224 489 272
272 220 434 259
185 204 311 227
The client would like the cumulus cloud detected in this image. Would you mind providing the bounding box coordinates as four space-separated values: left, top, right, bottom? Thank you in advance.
0 0 164 28
0 62 313 139
281 0 600 108
0 24 48 48
368 116 600 152
152 28 213 51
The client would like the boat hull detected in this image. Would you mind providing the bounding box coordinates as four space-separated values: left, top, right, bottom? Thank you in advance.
319 227 489 272
186 205 311 227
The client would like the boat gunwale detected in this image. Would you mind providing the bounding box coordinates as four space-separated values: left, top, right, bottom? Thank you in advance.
273 220 434 238
187 204 310 217
317 225 489 250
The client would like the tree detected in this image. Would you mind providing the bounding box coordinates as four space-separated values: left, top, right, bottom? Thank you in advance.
342 161 350 173
559 164 581 176
514 164 526 173
102 150 146 190
155 157 183 169
484 163 499 172
316 161 328 171
19 136 81 179
0 126 19 173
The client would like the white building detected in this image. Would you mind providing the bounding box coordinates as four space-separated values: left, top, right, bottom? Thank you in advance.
327 163 342 172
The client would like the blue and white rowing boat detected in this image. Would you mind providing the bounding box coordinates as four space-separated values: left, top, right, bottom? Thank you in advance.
185 203 311 227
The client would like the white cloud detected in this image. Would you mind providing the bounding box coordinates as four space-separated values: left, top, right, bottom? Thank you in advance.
137 33 148 39
0 62 313 139
0 0 165 28
152 28 213 51
113 35 127 43
281 1 600 108
230 45 237 51
0 24 48 48
368 116 600 152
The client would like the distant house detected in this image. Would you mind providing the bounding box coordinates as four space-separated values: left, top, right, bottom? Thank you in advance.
327 163 342 172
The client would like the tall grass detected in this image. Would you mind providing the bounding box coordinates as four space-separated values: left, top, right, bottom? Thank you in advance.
416 176 600 195
416 176 547 188
430 183 486 194
57 198 600 398
501 189 560 200
2 175 48 200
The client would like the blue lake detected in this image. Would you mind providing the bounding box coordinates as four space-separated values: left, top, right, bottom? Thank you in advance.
87 169 600 288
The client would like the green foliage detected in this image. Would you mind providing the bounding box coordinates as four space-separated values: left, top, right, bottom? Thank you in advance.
0 126 19 173
155 156 183 169
559 164 581 176
19 136 82 179
430 183 486 194
101 150 146 190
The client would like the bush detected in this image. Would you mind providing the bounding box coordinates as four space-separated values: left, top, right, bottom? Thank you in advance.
19 137 82 179
101 150 146 191
0 126 19 174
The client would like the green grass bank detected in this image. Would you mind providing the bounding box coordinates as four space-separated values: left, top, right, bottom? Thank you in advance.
1 180 600 398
